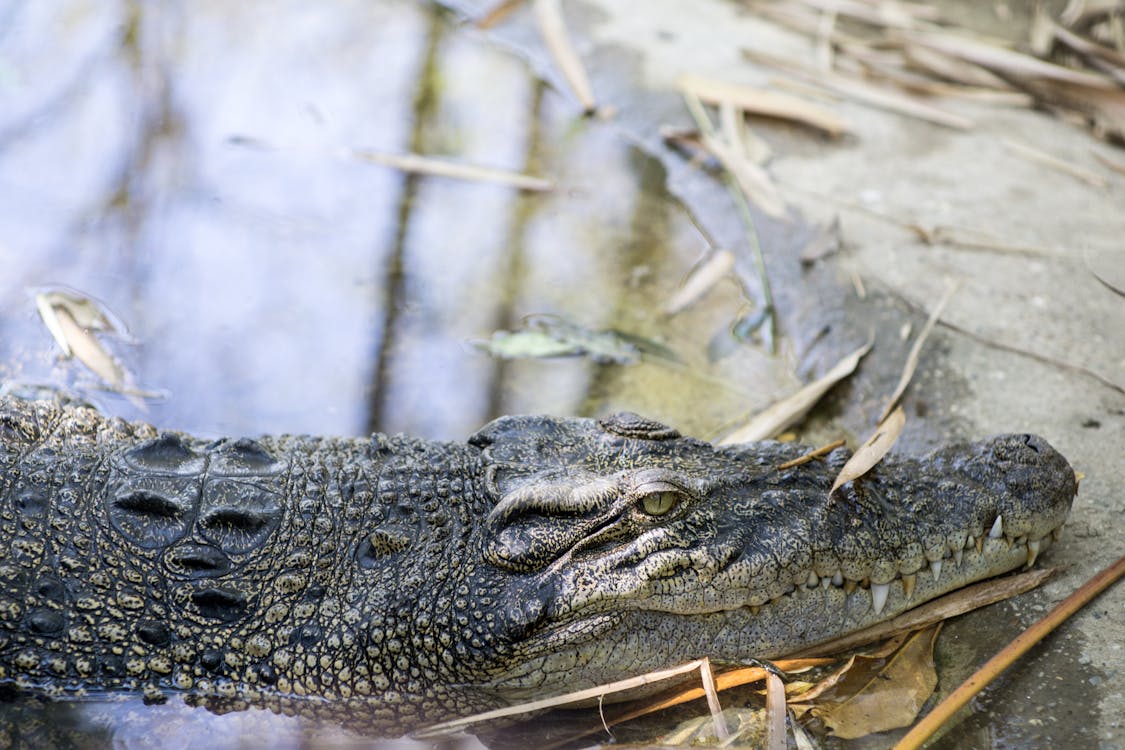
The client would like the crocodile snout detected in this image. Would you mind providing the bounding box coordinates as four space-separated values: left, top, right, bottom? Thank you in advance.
979 433 1076 548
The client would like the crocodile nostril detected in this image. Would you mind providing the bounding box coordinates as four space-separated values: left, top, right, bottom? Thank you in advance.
165 544 232 579
1021 434 1042 453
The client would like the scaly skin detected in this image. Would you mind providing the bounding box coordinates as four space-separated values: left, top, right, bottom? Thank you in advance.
0 397 1076 735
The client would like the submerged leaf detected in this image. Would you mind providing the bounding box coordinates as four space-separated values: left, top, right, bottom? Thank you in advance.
472 316 675 365
809 625 942 739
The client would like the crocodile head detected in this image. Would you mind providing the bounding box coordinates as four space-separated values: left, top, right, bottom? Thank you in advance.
467 412 1076 698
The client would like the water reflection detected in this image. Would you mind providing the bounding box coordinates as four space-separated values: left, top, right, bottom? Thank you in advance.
0 0 781 746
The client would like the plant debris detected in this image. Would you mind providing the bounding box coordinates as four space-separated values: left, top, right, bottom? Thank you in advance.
895 552 1125 750
663 249 736 316
719 339 872 444
229 136 555 191
472 315 676 365
742 0 1125 142
830 404 905 493
879 280 959 423
533 0 599 114
679 73 850 136
800 626 942 739
34 289 143 398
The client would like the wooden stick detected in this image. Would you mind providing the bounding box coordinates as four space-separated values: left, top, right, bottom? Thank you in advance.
894 551 1125 750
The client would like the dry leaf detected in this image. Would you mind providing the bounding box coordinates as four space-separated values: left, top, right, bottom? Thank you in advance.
678 73 851 136
35 290 134 391
1084 246 1125 298
777 439 847 470
1003 138 1109 188
741 48 974 129
720 339 873 444
699 130 790 220
417 658 717 737
830 405 906 493
879 281 958 423
902 43 1016 90
664 250 736 316
532 0 597 113
475 0 523 29
349 149 553 191
809 625 942 739
903 29 1119 89
765 670 788 750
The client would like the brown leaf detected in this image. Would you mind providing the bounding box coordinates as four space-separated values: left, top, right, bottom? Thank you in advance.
720 339 873 444
830 405 906 493
678 73 851 136
765 670 788 750
532 0 598 114
879 281 959 424
664 250 736 316
810 625 942 739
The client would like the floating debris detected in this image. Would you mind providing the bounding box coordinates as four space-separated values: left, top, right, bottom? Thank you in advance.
229 136 554 192
349 148 555 191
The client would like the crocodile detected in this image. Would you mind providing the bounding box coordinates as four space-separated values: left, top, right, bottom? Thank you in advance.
0 395 1075 736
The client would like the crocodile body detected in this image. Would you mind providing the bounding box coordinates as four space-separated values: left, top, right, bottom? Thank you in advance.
0 396 1076 735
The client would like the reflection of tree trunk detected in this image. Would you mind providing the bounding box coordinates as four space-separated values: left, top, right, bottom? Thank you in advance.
366 6 446 435
104 1 190 267
579 152 671 417
484 80 546 422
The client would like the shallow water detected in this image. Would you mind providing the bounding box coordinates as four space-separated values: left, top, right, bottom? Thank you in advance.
0 1 785 746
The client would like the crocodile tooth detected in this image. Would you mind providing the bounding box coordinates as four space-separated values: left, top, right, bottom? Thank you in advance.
871 583 890 615
844 579 858 594
806 571 819 588
750 605 761 616
821 575 832 589
902 573 916 600
1026 539 1042 567
975 535 984 554
930 559 942 581
832 571 844 587
954 547 963 567
988 516 1003 539
966 534 975 550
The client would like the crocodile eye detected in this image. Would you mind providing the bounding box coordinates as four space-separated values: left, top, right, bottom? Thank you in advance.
639 490 682 517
